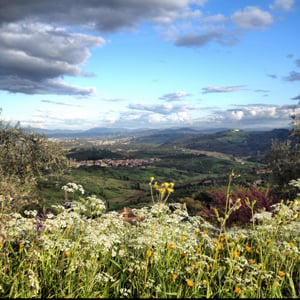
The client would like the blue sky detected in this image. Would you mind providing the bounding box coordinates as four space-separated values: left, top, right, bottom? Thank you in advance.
0 0 299 131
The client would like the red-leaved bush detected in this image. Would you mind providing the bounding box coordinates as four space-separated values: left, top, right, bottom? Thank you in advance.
200 184 280 226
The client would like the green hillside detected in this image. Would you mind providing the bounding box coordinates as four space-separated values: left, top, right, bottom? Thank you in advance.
169 129 294 161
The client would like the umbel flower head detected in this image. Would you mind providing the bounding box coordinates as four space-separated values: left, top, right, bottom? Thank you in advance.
62 182 85 195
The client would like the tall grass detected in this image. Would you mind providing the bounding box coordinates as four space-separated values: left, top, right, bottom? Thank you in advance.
0 176 299 298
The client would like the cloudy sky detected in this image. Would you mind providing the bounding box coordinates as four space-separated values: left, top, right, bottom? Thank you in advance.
0 0 299 131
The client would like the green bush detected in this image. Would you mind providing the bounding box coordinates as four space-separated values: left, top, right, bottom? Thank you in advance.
0 109 69 212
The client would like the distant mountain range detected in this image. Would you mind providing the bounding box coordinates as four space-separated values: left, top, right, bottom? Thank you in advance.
25 126 132 138
25 126 229 138
24 126 295 149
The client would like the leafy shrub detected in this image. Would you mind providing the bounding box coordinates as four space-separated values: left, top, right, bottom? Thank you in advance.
0 109 69 212
266 139 300 199
202 183 280 227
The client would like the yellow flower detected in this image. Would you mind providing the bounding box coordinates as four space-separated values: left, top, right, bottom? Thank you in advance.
172 273 178 282
181 235 186 242
217 242 224 250
150 176 155 183
65 226 71 234
291 213 298 220
187 279 194 287
195 228 201 234
277 270 285 277
288 242 294 248
146 249 152 258
245 245 252 253
234 286 242 295
234 237 239 243
162 182 169 188
167 242 176 250
249 259 255 265
195 247 201 254
202 279 208 285
220 235 228 242
167 187 174 193
194 262 199 269
65 250 71 257
203 229 208 235
159 188 166 196
19 243 24 253
232 250 239 259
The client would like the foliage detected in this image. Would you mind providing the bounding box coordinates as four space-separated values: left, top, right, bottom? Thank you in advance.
0 177 299 298
67 146 123 161
173 129 292 162
266 139 300 199
0 109 69 211
199 179 280 227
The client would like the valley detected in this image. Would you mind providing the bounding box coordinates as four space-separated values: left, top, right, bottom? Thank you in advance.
37 127 295 214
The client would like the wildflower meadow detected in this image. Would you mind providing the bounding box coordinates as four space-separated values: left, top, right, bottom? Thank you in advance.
0 173 299 298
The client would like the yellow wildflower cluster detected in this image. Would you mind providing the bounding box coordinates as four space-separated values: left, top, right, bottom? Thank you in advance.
149 177 175 204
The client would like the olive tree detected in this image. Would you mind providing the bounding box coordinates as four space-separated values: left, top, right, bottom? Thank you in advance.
266 139 300 200
0 109 70 211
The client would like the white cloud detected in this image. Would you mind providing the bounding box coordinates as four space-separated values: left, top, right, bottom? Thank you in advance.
212 105 293 126
231 6 274 29
159 91 190 101
202 86 244 94
270 0 295 11
231 110 244 120
175 111 192 123
0 22 104 95
129 102 195 115
148 113 168 124
201 14 227 24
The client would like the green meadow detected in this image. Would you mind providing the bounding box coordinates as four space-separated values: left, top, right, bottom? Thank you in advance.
1 117 299 298
0 174 299 298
